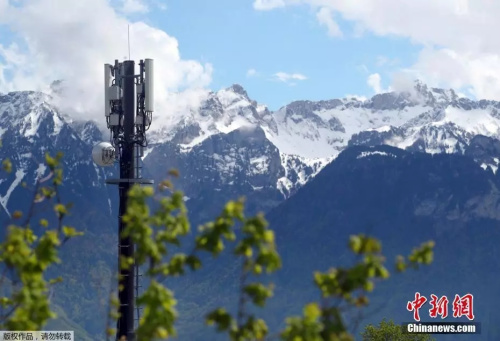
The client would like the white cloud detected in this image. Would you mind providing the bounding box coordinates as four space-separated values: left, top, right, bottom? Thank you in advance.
246 68 257 77
390 71 419 93
121 0 148 14
389 71 423 100
316 7 342 37
273 72 307 84
367 72 396 95
412 47 500 100
367 73 382 94
253 0 500 100
0 0 212 130
253 0 286 10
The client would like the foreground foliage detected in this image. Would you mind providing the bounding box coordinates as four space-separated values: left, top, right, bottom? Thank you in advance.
0 154 435 340
362 319 434 340
0 152 82 330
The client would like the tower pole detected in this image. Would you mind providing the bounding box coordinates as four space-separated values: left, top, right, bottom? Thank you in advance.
100 57 154 341
117 60 136 341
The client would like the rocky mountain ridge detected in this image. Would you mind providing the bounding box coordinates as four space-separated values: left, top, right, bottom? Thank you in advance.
3 80 500 216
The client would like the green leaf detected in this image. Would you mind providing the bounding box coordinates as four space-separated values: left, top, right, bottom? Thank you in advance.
349 235 361 253
168 169 180 178
304 302 321 321
206 308 233 332
244 283 273 307
49 277 63 285
185 255 201 271
363 281 374 292
54 204 67 217
62 226 83 238
2 159 12 173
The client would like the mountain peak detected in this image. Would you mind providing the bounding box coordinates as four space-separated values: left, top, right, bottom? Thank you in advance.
226 84 249 98
0 91 66 141
400 79 458 105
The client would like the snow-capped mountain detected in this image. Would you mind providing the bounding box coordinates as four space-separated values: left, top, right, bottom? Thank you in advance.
0 90 121 339
137 80 500 199
0 91 115 218
464 135 500 174
144 83 334 198
349 83 500 158
4 80 500 212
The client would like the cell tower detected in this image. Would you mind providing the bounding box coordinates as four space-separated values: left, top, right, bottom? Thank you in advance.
92 59 155 341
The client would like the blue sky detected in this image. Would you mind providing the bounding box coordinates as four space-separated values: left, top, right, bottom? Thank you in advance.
144 1 420 109
1 0 500 120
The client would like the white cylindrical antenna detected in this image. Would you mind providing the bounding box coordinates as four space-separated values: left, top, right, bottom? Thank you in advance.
92 142 116 166
104 64 113 116
144 59 154 112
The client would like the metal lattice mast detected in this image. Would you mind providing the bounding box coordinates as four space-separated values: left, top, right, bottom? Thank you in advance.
93 58 155 341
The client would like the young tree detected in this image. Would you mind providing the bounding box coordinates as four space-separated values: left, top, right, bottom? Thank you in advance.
362 319 434 341
0 154 435 340
0 152 82 331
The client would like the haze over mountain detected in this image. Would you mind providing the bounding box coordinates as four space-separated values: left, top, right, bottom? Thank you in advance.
152 143 500 340
264 144 500 341
1 81 500 339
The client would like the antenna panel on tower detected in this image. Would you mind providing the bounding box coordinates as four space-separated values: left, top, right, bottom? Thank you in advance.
104 64 113 116
144 59 154 112
109 85 122 101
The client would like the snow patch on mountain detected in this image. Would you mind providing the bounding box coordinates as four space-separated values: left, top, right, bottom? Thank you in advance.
276 177 293 198
22 110 42 138
480 157 500 174
266 103 426 159
52 110 64 136
276 153 333 197
0 169 26 217
212 152 238 178
35 163 47 183
250 155 269 175
141 146 154 160
93 162 102 186
480 163 499 174
439 107 500 136
367 125 392 133
357 151 397 159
